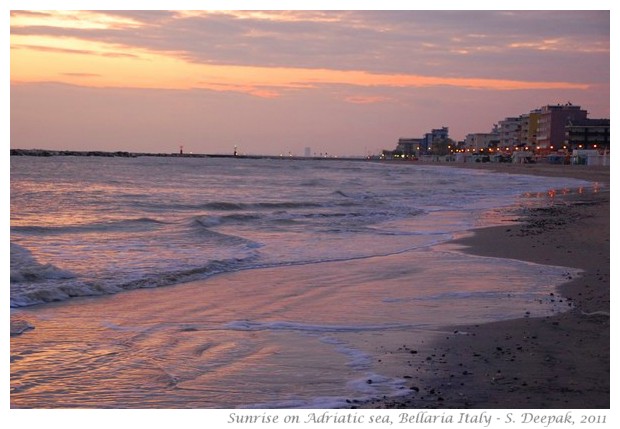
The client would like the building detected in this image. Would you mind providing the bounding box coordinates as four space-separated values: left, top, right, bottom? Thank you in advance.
421 127 449 153
385 127 450 159
395 138 423 158
498 117 522 149
564 119 610 151
463 132 499 152
519 109 541 148
536 103 588 151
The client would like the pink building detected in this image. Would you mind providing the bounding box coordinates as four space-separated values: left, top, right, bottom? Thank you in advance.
536 103 587 151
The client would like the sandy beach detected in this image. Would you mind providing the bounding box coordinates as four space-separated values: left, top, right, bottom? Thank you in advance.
365 163 610 409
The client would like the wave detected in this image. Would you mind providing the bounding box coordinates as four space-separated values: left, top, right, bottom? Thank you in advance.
10 263 76 284
132 200 325 212
10 243 76 284
190 214 262 229
189 216 262 248
202 201 324 211
215 201 325 210
252 201 323 210
200 202 246 211
11 217 168 235
10 255 258 308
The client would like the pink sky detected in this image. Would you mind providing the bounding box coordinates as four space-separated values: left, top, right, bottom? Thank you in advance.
10 9 610 156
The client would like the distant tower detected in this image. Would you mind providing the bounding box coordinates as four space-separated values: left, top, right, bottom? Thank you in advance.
234 145 238 157
179 145 184 155
304 147 311 157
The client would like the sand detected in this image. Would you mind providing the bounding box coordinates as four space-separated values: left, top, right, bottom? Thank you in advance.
364 163 610 409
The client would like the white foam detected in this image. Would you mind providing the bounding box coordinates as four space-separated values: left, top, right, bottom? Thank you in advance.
319 336 372 369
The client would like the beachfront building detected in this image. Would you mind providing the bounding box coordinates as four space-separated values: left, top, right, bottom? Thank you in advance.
519 109 541 148
536 103 588 152
421 127 449 154
384 127 450 159
463 132 499 152
498 117 522 150
395 137 423 158
564 118 610 151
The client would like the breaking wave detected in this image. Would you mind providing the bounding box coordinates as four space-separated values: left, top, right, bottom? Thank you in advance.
11 217 168 235
10 253 258 308
10 243 76 283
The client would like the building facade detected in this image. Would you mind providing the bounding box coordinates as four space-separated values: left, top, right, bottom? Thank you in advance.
519 109 541 148
464 132 499 151
536 104 588 151
396 138 423 158
421 127 449 153
564 119 610 151
498 117 521 149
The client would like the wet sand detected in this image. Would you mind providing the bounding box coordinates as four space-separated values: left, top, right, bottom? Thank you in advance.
365 163 610 409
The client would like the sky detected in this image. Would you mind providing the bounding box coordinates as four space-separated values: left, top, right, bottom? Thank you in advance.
8 4 611 157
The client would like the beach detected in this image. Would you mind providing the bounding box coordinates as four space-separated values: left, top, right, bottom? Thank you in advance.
364 163 610 409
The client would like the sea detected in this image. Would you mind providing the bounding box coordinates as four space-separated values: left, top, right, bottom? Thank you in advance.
9 155 596 408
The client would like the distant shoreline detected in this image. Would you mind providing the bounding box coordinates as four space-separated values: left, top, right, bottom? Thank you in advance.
10 150 612 180
9 148 368 161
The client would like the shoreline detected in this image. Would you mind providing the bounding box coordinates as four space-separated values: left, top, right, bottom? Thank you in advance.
364 164 610 408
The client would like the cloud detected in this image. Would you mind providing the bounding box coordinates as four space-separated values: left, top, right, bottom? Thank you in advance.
10 10 609 83
12 43 140 59
11 39 591 97
61 72 101 77
195 81 284 98
12 10 602 97
343 95 393 104
12 43 95 56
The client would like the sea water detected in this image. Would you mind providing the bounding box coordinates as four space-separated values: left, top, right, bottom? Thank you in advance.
10 156 596 408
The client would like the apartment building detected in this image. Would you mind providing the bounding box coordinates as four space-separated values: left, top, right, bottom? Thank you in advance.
565 118 610 150
420 127 449 153
395 137 423 158
463 132 499 151
536 103 588 150
498 117 521 149
520 109 541 148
